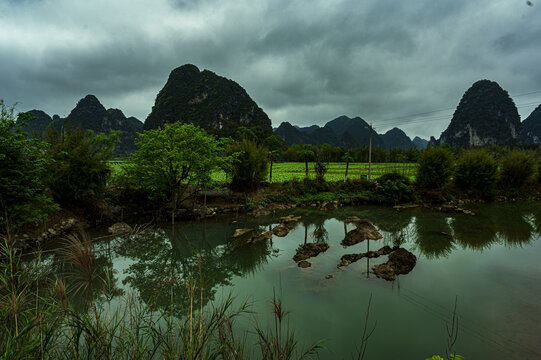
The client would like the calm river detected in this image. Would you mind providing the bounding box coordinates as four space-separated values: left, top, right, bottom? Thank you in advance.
89 201 541 359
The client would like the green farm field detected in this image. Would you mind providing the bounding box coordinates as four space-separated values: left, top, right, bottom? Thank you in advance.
109 161 418 183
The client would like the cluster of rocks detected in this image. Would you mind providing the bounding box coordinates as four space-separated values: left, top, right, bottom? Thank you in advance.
293 243 330 268
393 203 475 216
248 201 340 217
342 218 383 246
228 213 418 282
13 218 78 250
229 214 303 249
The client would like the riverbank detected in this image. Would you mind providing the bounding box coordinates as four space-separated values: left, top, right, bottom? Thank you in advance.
10 175 541 252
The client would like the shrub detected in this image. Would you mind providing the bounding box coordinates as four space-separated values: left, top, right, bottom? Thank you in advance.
374 172 414 205
454 149 498 197
499 150 536 189
416 147 455 189
0 102 56 239
229 139 268 191
44 125 117 204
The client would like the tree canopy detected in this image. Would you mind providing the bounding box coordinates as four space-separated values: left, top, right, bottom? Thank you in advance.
124 122 228 205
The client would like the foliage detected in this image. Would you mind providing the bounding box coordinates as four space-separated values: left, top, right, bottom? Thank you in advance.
416 147 455 189
499 150 536 189
454 149 498 197
0 101 56 239
235 126 258 142
124 122 227 206
373 172 414 205
44 125 118 204
426 356 464 360
313 148 329 182
264 134 288 153
228 139 268 191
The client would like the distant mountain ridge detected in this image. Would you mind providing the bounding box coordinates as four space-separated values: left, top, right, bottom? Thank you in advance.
275 115 398 149
143 64 273 140
21 95 143 156
431 79 521 147
380 127 415 150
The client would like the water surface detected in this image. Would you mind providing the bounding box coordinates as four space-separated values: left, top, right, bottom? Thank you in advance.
89 202 541 359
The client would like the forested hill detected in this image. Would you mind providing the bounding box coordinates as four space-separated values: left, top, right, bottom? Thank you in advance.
274 116 418 149
20 95 143 156
432 79 521 147
143 64 273 141
521 104 541 145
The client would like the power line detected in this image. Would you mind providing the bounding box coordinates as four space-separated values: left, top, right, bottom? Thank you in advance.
373 98 541 130
371 90 541 128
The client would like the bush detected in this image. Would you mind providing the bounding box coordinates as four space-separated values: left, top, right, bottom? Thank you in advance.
44 126 117 205
499 150 536 189
0 102 56 238
280 178 330 197
374 172 414 204
454 149 498 197
416 147 455 189
229 140 268 191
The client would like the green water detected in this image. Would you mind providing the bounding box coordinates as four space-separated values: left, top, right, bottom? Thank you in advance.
90 202 541 359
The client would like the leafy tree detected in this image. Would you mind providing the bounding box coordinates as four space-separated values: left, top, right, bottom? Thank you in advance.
228 139 268 191
499 150 536 189
234 126 258 143
416 147 455 190
314 148 328 182
0 101 56 241
264 135 287 184
454 149 498 197
298 145 315 179
342 152 354 181
44 125 118 205
124 122 227 222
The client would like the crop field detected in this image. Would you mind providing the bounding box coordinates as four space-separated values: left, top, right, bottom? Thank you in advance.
109 161 418 183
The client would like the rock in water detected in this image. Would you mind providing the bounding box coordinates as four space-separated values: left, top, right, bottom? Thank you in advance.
432 79 521 147
108 222 132 235
143 64 273 141
342 219 383 246
372 248 417 281
293 243 330 262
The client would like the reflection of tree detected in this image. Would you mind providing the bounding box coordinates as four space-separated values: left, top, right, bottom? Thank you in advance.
373 211 413 235
373 210 413 248
414 215 455 259
115 225 271 316
450 216 497 251
310 217 328 243
490 205 534 246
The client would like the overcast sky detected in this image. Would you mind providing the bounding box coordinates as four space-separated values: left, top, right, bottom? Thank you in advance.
1 0 540 139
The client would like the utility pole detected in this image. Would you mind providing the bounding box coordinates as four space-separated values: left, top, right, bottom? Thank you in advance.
368 123 373 181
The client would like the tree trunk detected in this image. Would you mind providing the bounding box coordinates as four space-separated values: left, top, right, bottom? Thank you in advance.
269 160 273 184
305 160 309 178
344 162 349 182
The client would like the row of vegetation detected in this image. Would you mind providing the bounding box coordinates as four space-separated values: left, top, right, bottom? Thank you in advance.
2 100 541 240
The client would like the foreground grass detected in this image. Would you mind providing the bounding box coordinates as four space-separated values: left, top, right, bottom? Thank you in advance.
0 233 324 360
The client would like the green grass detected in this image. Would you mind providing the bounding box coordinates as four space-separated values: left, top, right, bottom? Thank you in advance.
108 161 418 183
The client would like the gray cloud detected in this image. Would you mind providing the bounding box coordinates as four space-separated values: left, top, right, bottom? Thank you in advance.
1 0 540 140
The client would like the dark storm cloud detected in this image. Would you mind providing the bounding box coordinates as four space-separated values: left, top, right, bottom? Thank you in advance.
1 0 540 139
